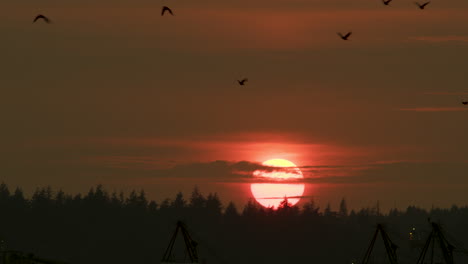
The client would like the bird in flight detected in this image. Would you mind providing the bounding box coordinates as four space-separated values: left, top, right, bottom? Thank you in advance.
338 32 352 40
238 78 248 85
33 14 51 23
462 101 468 105
415 1 430 9
161 6 174 16
382 0 393 5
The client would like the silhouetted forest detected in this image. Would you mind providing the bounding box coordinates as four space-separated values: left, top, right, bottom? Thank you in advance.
0 183 467 264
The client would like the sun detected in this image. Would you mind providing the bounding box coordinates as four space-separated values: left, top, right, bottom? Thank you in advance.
251 159 305 209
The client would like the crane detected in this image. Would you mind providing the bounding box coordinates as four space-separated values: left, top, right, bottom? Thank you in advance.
361 224 399 264
161 221 199 264
416 222 455 264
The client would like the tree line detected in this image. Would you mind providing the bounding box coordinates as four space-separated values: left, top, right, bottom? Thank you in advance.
0 183 467 264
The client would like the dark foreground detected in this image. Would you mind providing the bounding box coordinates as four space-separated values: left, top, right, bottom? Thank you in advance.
0 184 467 264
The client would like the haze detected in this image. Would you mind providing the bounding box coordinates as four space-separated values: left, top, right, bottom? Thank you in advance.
1 0 468 211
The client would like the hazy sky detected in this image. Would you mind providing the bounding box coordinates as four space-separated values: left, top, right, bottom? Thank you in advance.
1 0 468 211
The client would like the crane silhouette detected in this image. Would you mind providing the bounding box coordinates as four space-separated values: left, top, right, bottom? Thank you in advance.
33 15 51 23
415 1 430 9
338 32 352 40
237 78 248 85
383 0 393 6
161 6 174 16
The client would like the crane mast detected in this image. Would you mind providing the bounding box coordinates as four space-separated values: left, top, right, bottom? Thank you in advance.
161 221 199 264
416 222 455 264
361 224 399 264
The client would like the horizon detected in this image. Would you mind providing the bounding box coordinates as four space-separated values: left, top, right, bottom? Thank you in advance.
0 182 465 213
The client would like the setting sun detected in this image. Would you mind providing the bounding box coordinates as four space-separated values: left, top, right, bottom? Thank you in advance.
251 159 305 209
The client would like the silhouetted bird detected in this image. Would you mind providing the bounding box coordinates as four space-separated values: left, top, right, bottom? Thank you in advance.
237 78 248 85
161 6 174 16
33 15 51 23
338 32 352 40
415 1 430 9
462 101 468 105
383 0 393 5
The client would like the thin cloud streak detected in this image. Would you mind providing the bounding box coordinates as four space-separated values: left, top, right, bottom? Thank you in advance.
399 107 468 112
147 160 310 182
423 92 468 95
89 159 468 186
410 35 468 43
256 195 315 200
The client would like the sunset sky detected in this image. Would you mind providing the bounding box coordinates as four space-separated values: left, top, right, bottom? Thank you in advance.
1 0 468 211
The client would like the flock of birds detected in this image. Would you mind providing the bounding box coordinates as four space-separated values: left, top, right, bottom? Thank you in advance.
335 1 430 41
33 6 175 24
30 0 468 105
32 1 434 23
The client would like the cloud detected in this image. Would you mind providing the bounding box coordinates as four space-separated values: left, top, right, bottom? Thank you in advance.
399 107 468 112
134 160 468 187
410 36 468 43
84 156 372 183
134 160 305 182
257 195 315 200
423 92 468 96
87 157 468 186
82 153 468 186
298 162 468 185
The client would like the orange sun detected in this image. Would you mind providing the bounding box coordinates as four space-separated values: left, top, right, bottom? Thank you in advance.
251 159 305 209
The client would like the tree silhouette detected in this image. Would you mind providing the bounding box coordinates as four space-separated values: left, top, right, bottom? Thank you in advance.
159 198 171 211
189 187 206 209
324 202 333 217
206 193 222 216
10 187 26 208
277 197 300 217
171 192 186 209
126 189 148 212
110 191 124 209
242 198 264 218
278 197 292 210
31 186 53 210
0 182 11 203
302 198 320 217
148 200 158 213
339 198 348 217
224 201 239 218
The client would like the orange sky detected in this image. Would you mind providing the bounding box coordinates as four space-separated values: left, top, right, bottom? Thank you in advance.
1 0 468 211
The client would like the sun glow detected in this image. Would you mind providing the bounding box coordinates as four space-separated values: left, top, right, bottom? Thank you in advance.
251 158 305 209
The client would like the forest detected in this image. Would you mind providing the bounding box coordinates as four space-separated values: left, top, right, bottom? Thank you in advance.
0 183 467 264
